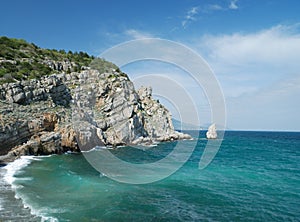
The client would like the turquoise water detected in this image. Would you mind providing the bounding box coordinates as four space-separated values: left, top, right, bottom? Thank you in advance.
1 131 300 221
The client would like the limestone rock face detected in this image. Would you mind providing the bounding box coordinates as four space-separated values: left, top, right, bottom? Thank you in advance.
206 123 217 139
60 125 77 149
0 68 191 161
0 119 32 155
0 75 71 106
72 71 191 147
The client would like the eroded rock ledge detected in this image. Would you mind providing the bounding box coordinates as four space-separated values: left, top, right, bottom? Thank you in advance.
0 69 191 162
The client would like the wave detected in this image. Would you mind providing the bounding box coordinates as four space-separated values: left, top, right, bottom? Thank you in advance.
3 156 37 186
2 156 59 222
81 146 114 153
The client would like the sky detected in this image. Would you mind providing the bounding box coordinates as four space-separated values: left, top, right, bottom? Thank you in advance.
1 0 300 131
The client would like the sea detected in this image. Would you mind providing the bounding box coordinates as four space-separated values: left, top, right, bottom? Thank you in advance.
0 131 299 222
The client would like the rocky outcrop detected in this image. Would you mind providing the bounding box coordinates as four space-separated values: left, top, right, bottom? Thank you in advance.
0 75 71 106
0 102 79 158
206 123 217 139
71 70 191 149
42 59 78 72
0 68 191 162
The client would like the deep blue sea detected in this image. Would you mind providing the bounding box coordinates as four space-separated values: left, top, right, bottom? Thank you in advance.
0 131 299 221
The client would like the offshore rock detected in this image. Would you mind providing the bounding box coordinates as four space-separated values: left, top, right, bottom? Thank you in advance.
206 123 218 139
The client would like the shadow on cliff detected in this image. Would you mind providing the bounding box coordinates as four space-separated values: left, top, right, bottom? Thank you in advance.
0 77 72 156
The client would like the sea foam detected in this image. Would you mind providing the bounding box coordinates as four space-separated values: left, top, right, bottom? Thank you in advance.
3 156 37 186
3 156 59 222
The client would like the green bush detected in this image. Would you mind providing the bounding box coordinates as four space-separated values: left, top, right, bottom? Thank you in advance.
0 68 6 77
0 74 14 84
0 36 121 83
12 72 24 80
89 58 118 73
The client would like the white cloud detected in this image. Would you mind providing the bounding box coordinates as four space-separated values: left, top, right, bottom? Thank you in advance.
194 24 300 130
182 7 199 28
124 29 154 39
229 0 239 10
197 24 300 95
208 4 223 11
181 2 239 29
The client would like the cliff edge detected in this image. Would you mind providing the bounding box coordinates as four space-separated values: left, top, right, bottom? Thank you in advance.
0 67 191 162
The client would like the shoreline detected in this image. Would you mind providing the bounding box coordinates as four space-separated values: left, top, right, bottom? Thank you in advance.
0 152 27 166
0 155 55 221
0 133 194 165
0 153 14 166
0 157 40 221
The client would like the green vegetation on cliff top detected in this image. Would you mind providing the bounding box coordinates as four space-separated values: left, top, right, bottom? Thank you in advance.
0 36 118 84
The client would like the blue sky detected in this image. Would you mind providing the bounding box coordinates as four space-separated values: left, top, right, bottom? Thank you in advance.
1 0 300 131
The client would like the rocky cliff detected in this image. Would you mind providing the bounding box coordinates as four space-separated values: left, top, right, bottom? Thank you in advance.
0 68 191 162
